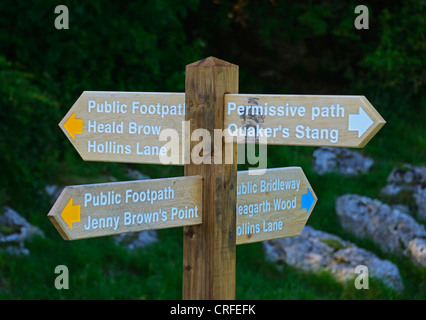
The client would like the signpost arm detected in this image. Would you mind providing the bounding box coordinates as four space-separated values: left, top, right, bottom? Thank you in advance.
182 57 239 300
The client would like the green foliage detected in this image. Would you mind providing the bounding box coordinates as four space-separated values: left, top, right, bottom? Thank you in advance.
0 0 424 300
0 0 202 102
0 0 202 204
0 56 63 205
359 2 426 92
195 0 425 96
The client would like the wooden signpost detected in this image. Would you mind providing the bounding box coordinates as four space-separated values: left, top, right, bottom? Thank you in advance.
49 56 385 300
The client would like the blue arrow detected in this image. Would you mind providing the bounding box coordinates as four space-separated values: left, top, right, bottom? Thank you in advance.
301 188 315 214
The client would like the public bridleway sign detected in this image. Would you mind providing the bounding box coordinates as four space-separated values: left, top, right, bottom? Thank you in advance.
236 167 316 245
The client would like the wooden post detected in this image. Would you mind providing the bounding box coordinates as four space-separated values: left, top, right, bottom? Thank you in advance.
182 57 239 300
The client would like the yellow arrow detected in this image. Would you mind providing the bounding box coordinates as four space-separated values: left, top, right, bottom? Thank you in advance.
61 198 81 230
63 112 83 139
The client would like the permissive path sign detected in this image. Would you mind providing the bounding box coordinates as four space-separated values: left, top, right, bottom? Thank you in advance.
50 56 385 300
225 94 385 147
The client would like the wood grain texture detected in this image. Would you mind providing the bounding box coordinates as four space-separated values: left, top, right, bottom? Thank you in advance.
182 57 239 300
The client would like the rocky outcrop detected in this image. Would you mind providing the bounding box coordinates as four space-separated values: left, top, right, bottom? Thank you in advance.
263 226 404 291
125 168 150 180
381 164 426 194
114 230 158 250
336 194 426 267
0 206 44 255
313 147 374 176
45 184 64 204
414 185 426 220
381 164 426 220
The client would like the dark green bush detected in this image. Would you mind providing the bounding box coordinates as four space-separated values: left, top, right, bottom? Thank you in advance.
194 0 425 96
0 56 62 204
0 0 202 102
0 0 202 205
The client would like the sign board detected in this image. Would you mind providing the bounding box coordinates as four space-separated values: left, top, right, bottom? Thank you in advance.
60 92 386 166
48 175 202 240
236 167 316 245
60 91 185 164
224 94 385 147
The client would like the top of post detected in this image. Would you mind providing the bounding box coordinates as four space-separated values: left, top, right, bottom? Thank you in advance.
187 56 238 68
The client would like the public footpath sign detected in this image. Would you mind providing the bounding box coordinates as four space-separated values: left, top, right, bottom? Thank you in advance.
50 56 385 300
60 91 185 164
48 176 202 240
236 167 316 245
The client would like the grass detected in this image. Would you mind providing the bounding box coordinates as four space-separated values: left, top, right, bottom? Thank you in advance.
0 92 425 300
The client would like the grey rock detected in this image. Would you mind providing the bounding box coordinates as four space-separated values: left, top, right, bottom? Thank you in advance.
125 168 150 180
407 238 426 266
313 147 374 176
45 184 64 204
380 184 403 196
0 206 44 255
413 185 426 220
381 164 426 220
114 230 158 250
385 164 426 185
335 194 426 267
264 226 404 291
328 247 403 291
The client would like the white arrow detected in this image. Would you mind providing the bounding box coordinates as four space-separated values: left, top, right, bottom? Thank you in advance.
348 106 374 138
